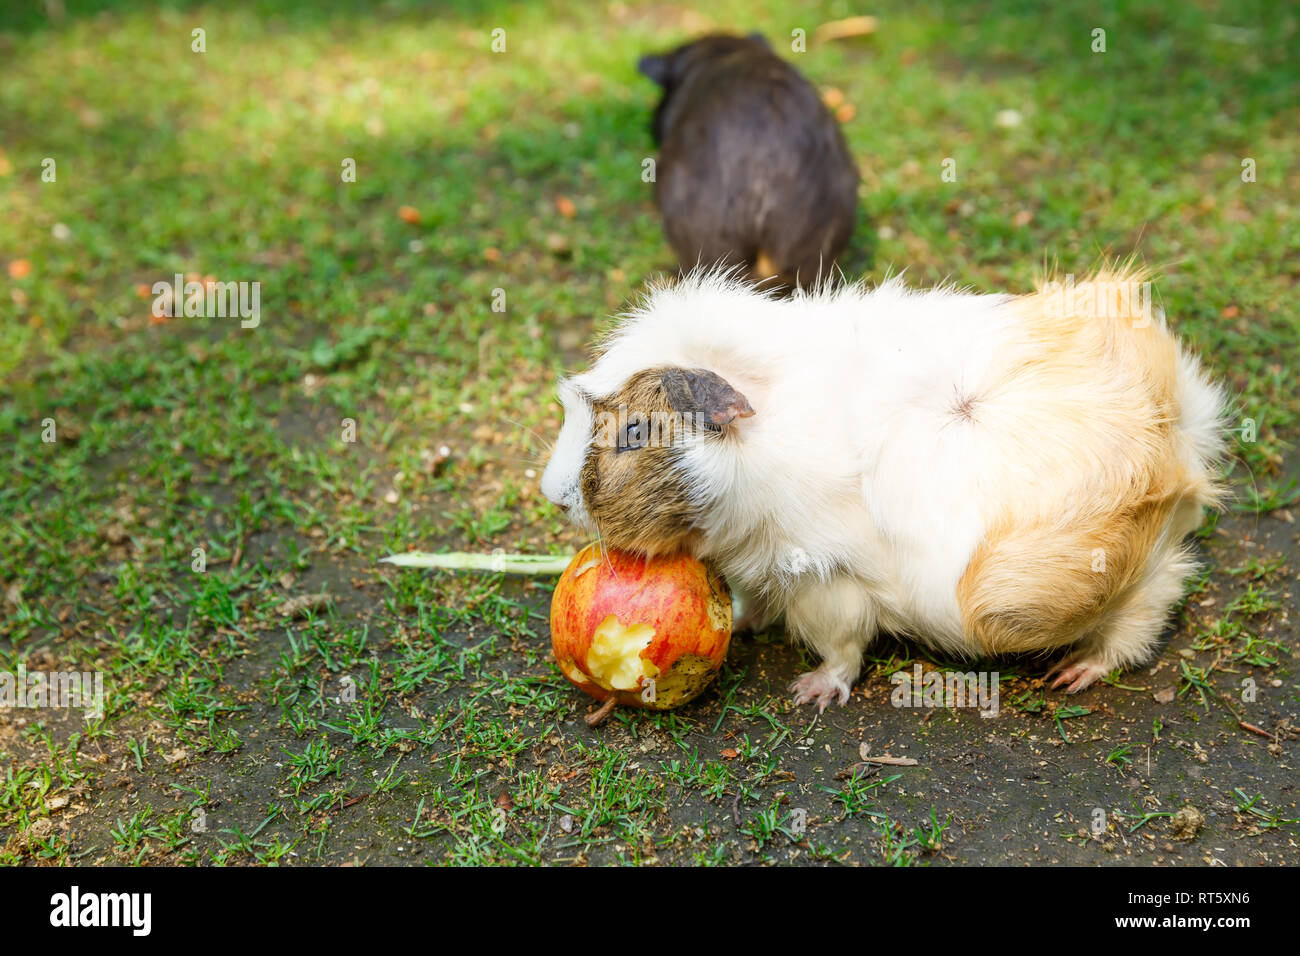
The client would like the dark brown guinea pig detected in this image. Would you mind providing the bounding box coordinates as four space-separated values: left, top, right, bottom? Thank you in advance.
638 32 859 291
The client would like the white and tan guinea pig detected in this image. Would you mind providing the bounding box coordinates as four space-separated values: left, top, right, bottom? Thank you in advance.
541 267 1227 710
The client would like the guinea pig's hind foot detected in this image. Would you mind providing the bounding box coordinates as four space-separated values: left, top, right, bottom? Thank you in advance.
790 667 852 712
1045 654 1110 694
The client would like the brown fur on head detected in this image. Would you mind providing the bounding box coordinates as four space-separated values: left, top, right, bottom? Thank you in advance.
578 366 752 556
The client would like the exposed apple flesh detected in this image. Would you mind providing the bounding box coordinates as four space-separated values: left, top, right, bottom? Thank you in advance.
550 543 732 711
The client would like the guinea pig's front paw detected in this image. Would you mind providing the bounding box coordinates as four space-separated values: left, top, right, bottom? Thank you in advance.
733 606 768 636
1045 654 1110 694
790 668 851 712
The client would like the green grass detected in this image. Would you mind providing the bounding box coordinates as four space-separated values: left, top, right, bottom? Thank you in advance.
1 0 1297 866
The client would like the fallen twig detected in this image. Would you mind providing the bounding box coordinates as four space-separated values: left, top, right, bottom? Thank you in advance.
814 16 878 43
857 753 919 767
583 697 618 728
1237 720 1278 742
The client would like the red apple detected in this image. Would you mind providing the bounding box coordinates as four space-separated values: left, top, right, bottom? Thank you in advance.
550 543 732 712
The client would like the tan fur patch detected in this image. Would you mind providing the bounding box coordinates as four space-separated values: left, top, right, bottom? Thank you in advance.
581 368 703 556
956 267 1220 654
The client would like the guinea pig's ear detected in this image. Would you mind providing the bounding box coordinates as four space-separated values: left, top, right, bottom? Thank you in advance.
637 53 671 86
748 31 772 51
661 368 755 428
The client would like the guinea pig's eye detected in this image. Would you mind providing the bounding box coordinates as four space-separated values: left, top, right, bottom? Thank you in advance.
618 417 649 453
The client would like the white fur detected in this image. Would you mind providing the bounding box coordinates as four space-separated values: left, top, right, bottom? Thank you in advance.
540 379 596 532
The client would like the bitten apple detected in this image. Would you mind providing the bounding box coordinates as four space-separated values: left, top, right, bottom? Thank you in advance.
550 543 731 710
